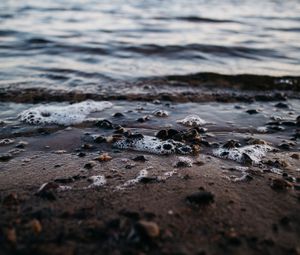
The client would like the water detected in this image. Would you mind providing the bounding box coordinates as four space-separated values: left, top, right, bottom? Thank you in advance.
1 0 300 91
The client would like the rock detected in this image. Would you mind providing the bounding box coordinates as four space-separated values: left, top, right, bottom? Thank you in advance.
291 153 300 160
30 219 42 234
84 161 97 169
296 116 300 126
76 152 86 157
81 143 94 150
113 112 124 118
93 135 106 143
95 119 114 129
15 141 28 148
5 228 17 244
36 182 59 200
152 110 169 117
132 155 148 162
2 193 19 206
136 220 160 238
137 115 150 123
175 157 193 168
222 140 241 149
186 191 214 206
0 153 13 161
275 102 289 108
246 109 259 114
270 178 291 191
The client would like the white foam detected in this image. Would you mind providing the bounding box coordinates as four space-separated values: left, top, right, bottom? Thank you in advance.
114 135 191 155
177 114 207 127
116 167 151 190
88 175 106 188
19 100 113 125
213 144 272 165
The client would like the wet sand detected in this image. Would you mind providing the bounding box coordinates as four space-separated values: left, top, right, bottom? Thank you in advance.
1 81 300 255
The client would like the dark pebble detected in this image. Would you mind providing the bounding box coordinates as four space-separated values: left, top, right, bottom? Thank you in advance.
246 109 259 114
132 155 148 162
94 136 106 143
0 153 13 161
113 112 124 118
95 119 114 129
186 191 214 206
275 102 289 108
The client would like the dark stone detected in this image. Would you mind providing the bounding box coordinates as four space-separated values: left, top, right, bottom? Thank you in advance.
95 119 114 129
222 140 241 149
132 155 148 162
0 153 13 161
274 102 289 108
113 112 124 118
186 191 214 206
246 109 259 114
94 136 106 143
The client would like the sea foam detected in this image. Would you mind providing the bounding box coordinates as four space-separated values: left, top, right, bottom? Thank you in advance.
213 144 272 165
177 114 207 127
19 100 113 125
114 135 192 155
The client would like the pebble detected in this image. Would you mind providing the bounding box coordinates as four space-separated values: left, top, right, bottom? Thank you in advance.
30 219 42 234
291 153 300 160
152 110 169 117
246 109 259 114
186 191 214 206
136 220 160 238
0 153 13 161
274 102 289 108
132 155 148 162
36 182 60 200
270 178 291 191
84 161 97 169
2 193 19 206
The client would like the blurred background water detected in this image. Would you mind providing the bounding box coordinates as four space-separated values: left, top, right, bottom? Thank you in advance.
0 0 300 90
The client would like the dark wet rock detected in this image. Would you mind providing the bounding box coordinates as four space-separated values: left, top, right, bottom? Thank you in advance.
140 176 158 183
281 121 296 126
132 155 148 162
175 158 192 168
152 109 169 117
241 153 254 166
36 182 59 200
270 178 291 191
156 129 169 140
291 153 300 160
135 220 160 238
125 164 135 169
275 102 289 108
95 119 114 129
2 193 19 206
15 140 28 148
278 142 294 150
265 159 289 169
0 153 13 161
137 115 150 123
114 126 125 134
294 184 300 191
200 140 211 147
268 125 285 132
246 109 259 114
84 161 96 169
94 135 106 143
76 152 86 157
125 132 144 140
222 140 241 149
296 116 300 126
186 191 214 206
113 112 124 118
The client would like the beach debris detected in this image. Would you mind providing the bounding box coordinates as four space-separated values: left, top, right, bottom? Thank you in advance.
186 190 214 206
19 100 112 125
177 114 207 127
152 109 169 117
174 157 193 168
95 153 112 162
0 138 15 146
135 220 160 238
88 175 106 188
114 134 192 155
213 144 272 165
